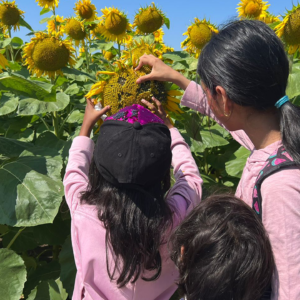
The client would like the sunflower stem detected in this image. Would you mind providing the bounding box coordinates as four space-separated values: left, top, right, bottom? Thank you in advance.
84 40 90 72
118 42 121 58
7 26 14 63
7 227 26 250
39 115 51 131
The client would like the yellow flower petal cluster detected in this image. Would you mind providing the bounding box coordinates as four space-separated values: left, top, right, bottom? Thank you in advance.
74 0 97 22
23 32 76 79
259 12 280 24
181 18 218 58
36 0 59 10
122 39 163 68
0 0 24 31
85 65 182 115
103 50 115 61
0 52 9 72
98 7 130 42
47 15 64 36
153 28 164 43
275 4 300 55
133 2 165 34
237 0 270 19
64 18 86 47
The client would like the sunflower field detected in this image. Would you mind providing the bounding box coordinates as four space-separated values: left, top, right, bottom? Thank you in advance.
0 0 299 299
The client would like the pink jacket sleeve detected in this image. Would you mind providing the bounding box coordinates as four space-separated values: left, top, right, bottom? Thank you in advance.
181 81 255 151
63 136 94 213
166 128 203 224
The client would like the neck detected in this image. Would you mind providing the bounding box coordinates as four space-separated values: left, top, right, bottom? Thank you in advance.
242 108 281 150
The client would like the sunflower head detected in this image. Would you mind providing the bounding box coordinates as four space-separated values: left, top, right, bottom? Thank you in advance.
259 11 280 24
0 0 24 31
153 28 164 43
86 65 182 115
74 0 97 22
36 0 59 10
23 32 76 79
98 7 130 42
181 18 218 57
103 50 115 60
64 18 86 46
237 0 270 19
275 4 300 54
47 15 64 36
133 3 165 34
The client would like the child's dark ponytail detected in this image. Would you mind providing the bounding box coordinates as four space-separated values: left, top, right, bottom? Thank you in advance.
279 101 300 164
198 20 300 163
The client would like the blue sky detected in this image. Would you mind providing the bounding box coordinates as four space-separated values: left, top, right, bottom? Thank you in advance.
14 0 292 50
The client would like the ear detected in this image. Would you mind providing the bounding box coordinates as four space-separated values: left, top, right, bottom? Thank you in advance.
215 86 233 117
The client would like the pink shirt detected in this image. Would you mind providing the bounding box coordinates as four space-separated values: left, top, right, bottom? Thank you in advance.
182 81 300 300
63 128 203 300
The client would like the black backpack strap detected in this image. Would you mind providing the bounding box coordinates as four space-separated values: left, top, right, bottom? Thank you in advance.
252 146 296 220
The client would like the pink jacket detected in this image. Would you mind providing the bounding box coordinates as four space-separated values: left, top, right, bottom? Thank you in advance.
63 128 203 300
182 81 300 300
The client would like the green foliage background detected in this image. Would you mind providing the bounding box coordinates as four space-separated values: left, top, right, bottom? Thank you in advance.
1 7 300 300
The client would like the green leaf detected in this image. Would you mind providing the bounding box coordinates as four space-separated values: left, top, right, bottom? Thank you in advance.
8 61 22 71
40 15 55 24
61 67 96 82
67 110 84 124
162 51 190 62
287 71 300 99
65 83 80 96
0 249 27 300
19 16 34 31
163 16 170 29
90 40 114 52
18 92 70 115
0 73 55 101
40 7 51 15
11 37 23 47
59 236 76 298
225 146 251 178
0 93 19 116
0 38 11 48
6 128 34 142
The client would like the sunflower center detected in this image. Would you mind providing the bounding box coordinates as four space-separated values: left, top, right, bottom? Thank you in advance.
79 5 93 20
0 5 20 26
104 12 127 35
244 1 261 17
65 19 86 40
137 9 163 34
189 24 212 49
284 8 300 45
103 68 166 114
32 38 70 71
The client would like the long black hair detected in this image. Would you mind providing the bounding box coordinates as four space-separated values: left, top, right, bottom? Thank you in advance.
198 20 300 164
170 195 275 300
81 157 173 287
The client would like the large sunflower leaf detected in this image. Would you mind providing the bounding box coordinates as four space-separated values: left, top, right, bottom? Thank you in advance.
0 249 27 300
0 93 19 116
0 73 55 101
59 236 76 298
225 146 251 178
287 70 300 99
61 67 96 82
18 92 70 115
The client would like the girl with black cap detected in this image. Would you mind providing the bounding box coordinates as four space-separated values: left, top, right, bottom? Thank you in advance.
63 98 203 300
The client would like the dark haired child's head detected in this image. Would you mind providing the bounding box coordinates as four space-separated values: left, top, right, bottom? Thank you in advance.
198 20 300 164
170 195 275 300
81 105 173 287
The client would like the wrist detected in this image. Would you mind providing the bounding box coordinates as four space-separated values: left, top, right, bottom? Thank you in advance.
171 72 191 90
79 121 94 137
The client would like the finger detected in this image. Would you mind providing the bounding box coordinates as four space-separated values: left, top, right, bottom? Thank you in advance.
135 54 151 71
136 73 154 84
141 99 157 112
96 105 110 115
151 97 163 112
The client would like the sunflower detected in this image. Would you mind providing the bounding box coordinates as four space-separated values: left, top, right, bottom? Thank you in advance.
259 11 280 24
124 34 134 48
153 28 164 43
275 4 300 54
98 7 130 42
181 18 218 58
85 64 182 115
237 0 270 19
64 18 86 47
47 15 64 36
122 39 163 68
103 50 115 60
133 3 165 34
23 32 76 79
36 0 58 10
74 0 97 22
0 0 24 31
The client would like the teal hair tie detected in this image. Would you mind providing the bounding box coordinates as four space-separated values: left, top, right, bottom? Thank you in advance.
275 95 289 108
